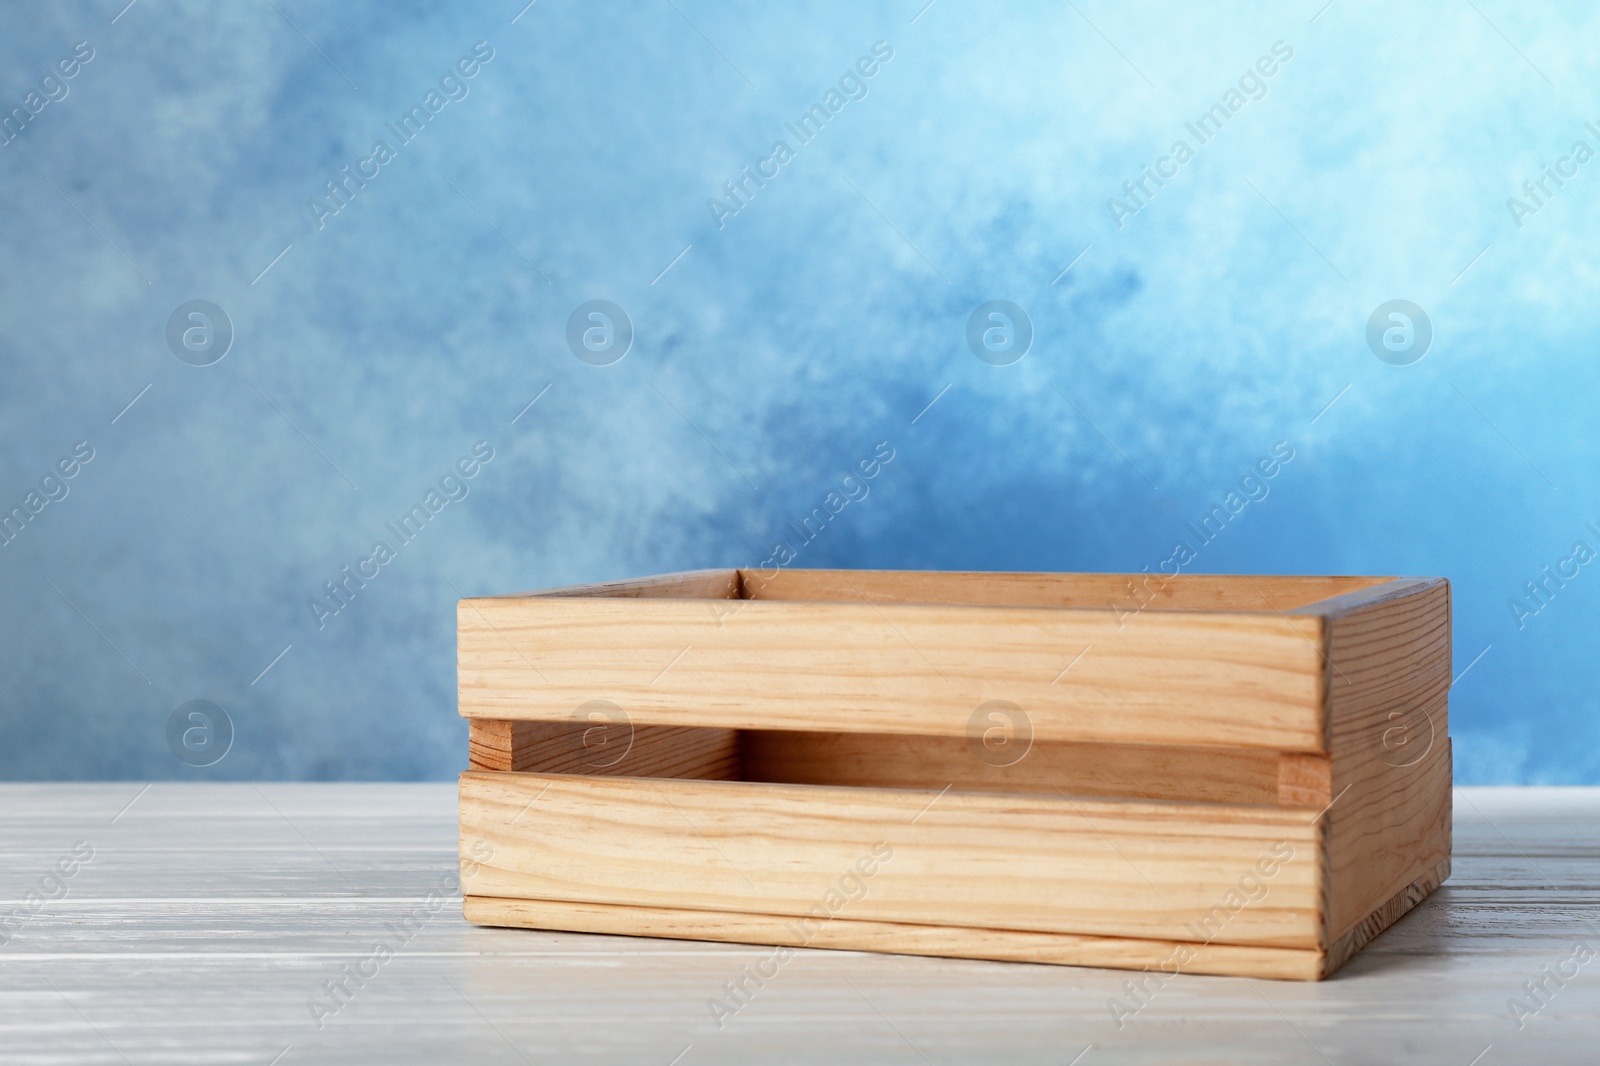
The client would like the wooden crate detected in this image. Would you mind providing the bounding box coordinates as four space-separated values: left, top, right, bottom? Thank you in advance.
456 569 1451 980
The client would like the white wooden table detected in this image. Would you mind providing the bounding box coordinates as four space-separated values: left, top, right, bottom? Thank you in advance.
1 785 1593 1064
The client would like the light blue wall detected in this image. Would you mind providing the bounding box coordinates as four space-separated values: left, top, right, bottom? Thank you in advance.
1 1 1593 781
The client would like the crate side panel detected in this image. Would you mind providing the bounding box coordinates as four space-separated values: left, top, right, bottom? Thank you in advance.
458 772 1324 948
458 599 1327 751
1320 857 1450 978
1322 579 1452 941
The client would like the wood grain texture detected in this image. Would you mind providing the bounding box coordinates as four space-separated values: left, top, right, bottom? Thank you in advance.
1276 753 1333 808
463 895 1331 981
458 771 1325 948
466 854 1453 983
1319 857 1451 979
468 719 739 779
1308 578 1453 942
0 784 1591 1064
457 596 1329 751
740 569 1392 612
739 729 1283 805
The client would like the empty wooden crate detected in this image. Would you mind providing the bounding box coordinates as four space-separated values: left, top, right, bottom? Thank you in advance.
457 570 1450 980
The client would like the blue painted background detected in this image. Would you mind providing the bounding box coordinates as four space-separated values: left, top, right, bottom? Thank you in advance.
1 0 1594 782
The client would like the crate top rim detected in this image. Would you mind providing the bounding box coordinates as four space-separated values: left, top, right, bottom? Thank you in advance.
456 570 1446 619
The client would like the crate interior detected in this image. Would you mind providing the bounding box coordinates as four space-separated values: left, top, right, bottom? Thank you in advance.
470 719 1316 808
530 568 1393 613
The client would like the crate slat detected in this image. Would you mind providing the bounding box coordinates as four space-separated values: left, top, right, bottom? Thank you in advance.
460 598 1329 751
460 771 1325 948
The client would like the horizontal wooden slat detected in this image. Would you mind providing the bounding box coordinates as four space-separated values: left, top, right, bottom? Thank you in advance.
458 597 1329 751
459 771 1325 948
463 896 1330 981
464 856 1449 982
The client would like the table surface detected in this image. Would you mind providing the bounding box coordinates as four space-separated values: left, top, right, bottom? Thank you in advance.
0 784 1595 1064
